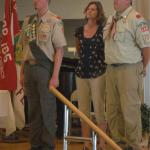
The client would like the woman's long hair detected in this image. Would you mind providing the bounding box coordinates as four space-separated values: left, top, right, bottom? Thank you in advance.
84 1 106 25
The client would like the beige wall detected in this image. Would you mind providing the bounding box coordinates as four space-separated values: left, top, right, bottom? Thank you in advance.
0 0 114 20
1 0 150 20
135 0 150 20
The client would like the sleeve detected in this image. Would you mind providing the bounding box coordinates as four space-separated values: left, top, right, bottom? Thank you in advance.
51 20 67 48
135 18 150 49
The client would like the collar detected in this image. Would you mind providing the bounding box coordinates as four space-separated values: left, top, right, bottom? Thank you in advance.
35 10 50 23
120 6 133 19
113 6 133 22
40 10 49 22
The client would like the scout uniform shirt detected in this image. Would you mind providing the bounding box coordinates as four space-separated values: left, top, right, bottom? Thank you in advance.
19 10 67 62
103 6 150 65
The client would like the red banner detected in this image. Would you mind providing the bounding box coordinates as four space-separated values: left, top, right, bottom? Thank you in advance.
11 0 20 37
0 0 17 90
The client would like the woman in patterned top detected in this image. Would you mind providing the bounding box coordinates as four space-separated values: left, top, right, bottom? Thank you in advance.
75 1 107 150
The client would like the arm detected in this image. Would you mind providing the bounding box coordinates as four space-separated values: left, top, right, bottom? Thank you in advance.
134 18 150 75
75 37 80 55
49 47 64 88
142 47 150 75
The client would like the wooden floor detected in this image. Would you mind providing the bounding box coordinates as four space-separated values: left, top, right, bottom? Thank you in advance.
0 139 149 150
0 128 149 150
0 139 84 150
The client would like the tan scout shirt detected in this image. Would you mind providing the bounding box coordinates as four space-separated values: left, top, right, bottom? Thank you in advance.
19 11 67 62
104 6 150 64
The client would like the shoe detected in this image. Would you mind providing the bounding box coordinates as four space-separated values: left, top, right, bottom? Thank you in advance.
1 134 23 143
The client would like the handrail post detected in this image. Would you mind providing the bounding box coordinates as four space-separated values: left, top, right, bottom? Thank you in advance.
63 105 69 150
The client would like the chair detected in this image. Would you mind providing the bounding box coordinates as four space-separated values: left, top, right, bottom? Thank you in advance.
63 90 97 150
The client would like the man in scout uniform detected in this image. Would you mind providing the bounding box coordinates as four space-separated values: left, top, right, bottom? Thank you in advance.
19 0 67 150
103 0 150 150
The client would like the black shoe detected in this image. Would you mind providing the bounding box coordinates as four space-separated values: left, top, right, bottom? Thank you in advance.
2 134 23 143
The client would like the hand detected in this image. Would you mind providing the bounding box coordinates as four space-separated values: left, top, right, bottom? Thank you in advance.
20 72 24 87
142 67 146 77
49 76 59 89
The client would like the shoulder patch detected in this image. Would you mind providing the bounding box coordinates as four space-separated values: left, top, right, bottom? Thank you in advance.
56 15 62 20
136 14 142 19
140 24 149 32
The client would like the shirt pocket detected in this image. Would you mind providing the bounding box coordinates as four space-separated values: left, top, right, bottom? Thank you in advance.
114 26 126 42
37 24 51 43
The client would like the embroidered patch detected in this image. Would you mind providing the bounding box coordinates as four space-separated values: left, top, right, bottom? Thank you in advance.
136 14 141 19
143 34 150 42
39 24 50 31
141 25 149 32
56 15 61 20
38 33 49 42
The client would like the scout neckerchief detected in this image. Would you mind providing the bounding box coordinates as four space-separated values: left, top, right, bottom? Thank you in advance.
110 7 133 39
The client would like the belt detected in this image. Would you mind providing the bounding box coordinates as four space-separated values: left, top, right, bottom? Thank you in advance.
25 59 38 65
110 63 127 67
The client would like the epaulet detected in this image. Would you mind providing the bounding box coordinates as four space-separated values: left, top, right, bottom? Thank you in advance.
49 11 62 21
